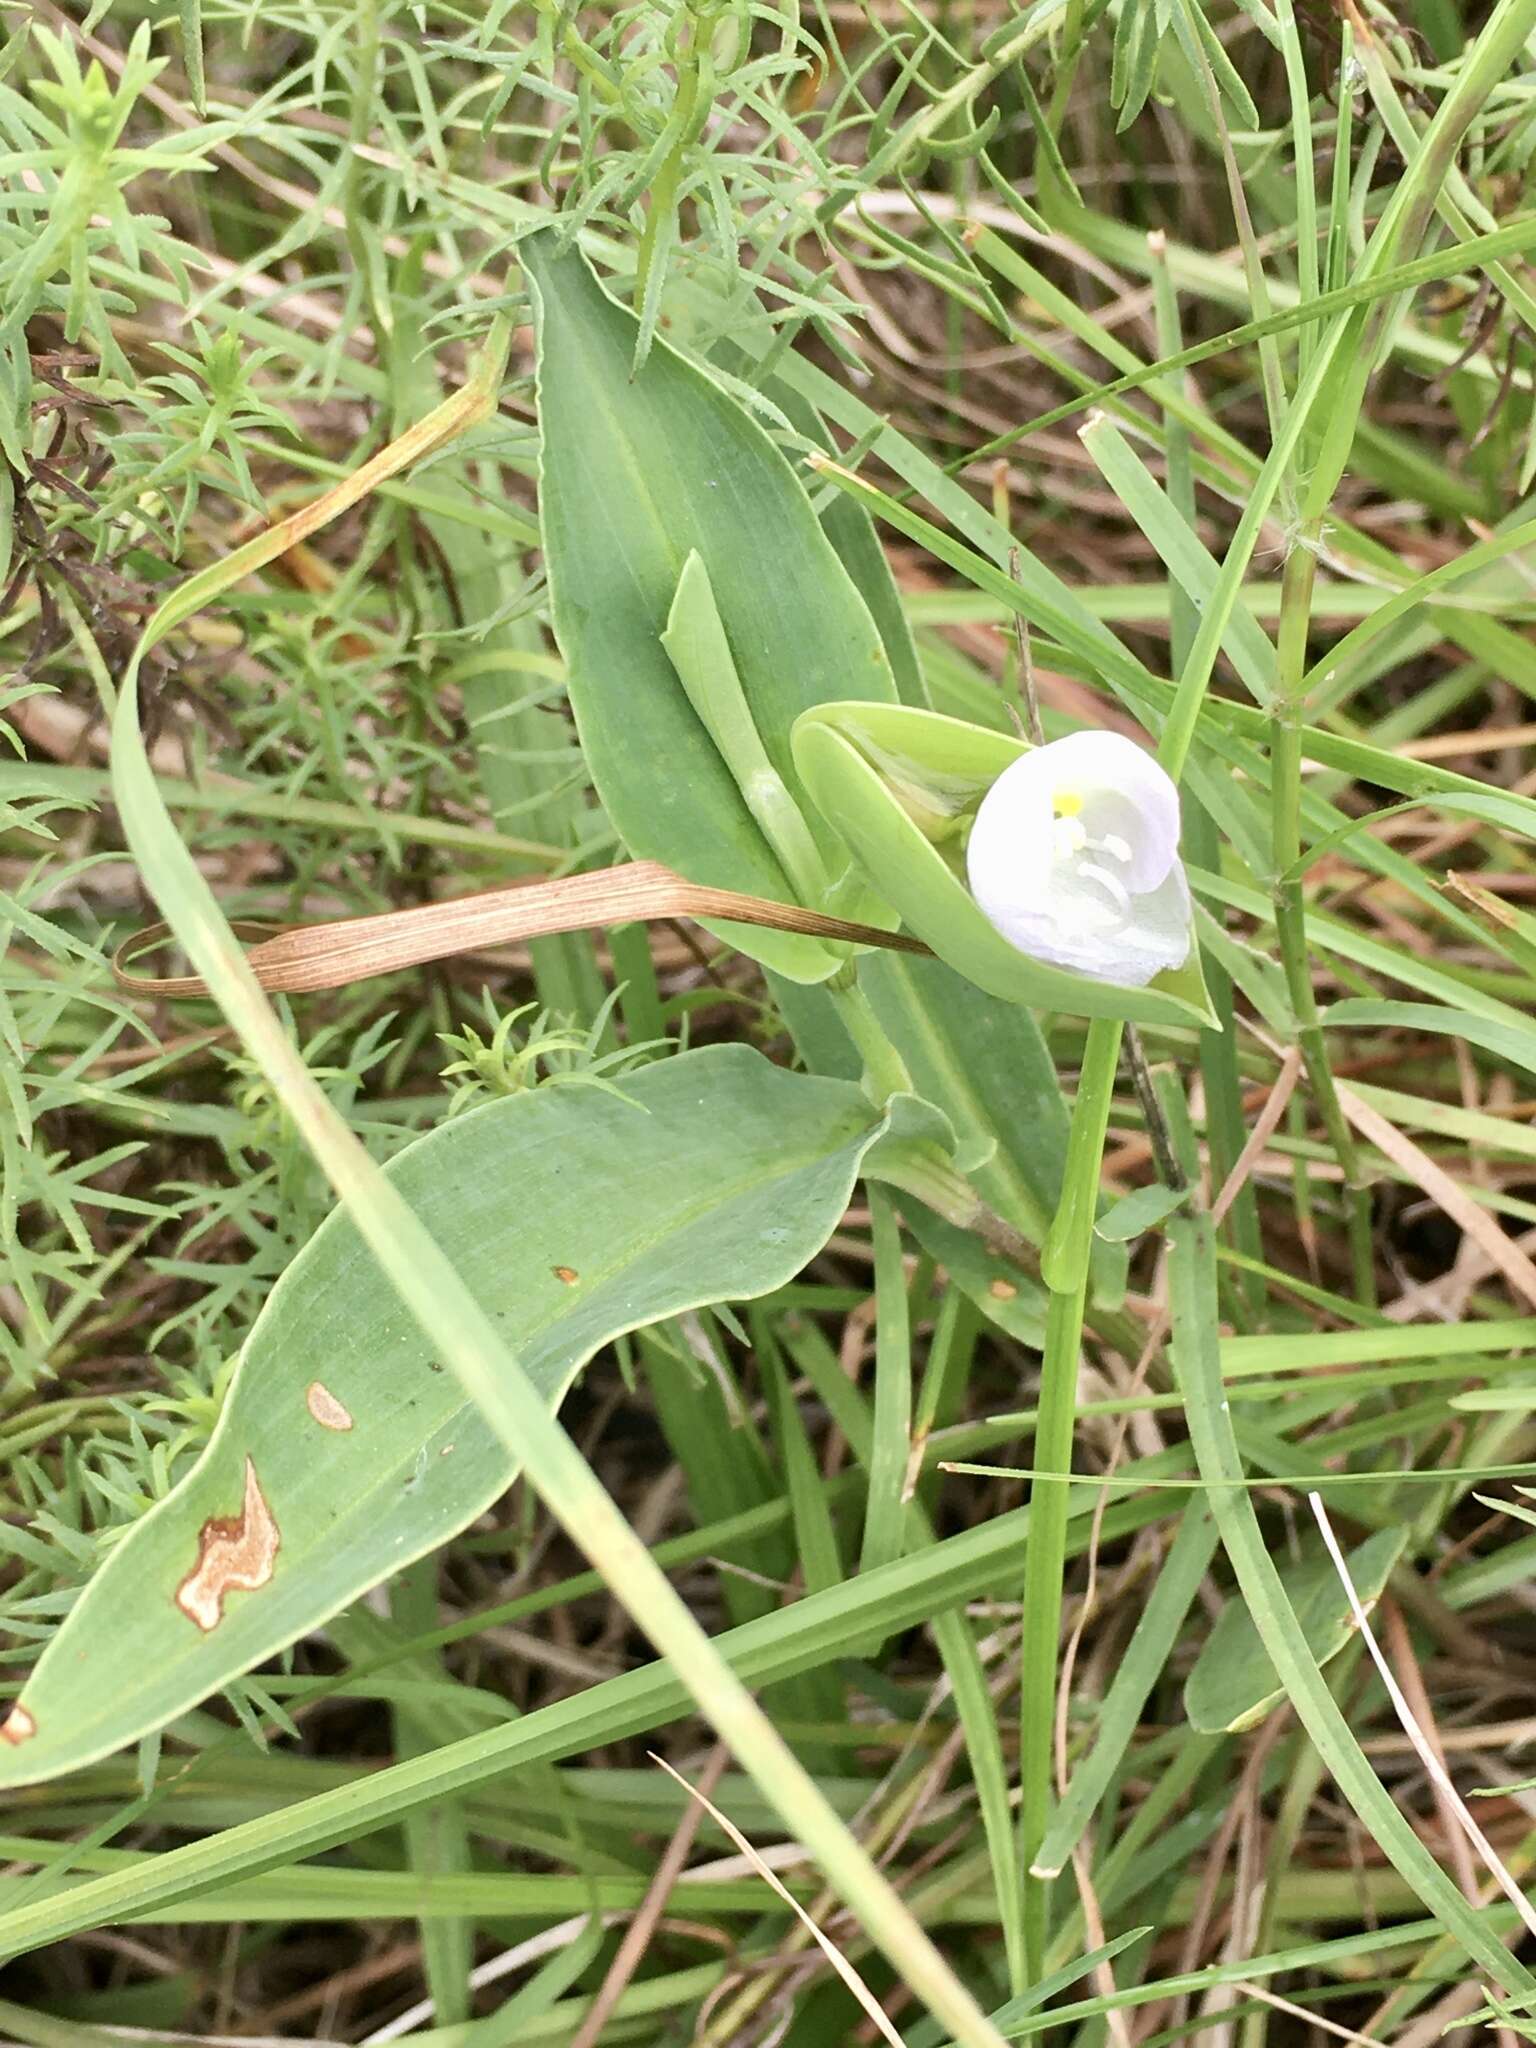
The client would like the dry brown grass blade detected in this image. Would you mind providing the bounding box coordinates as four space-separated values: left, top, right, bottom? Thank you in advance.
1310 1495 1536 1944
1445 868 1536 946
1336 1083 1536 1312
1401 722 1536 760
568 1746 728 2048
648 1753 907 2048
112 860 931 998
1212 1048 1302 1225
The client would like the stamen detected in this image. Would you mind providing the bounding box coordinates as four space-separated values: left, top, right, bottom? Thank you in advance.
1052 814 1087 859
1052 789 1083 819
1077 861 1132 922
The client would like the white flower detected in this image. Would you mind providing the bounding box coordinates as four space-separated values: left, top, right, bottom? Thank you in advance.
965 730 1193 989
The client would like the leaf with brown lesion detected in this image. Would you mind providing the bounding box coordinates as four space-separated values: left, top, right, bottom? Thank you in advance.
175 1458 281 1633
305 1381 354 1431
0 1705 36 1746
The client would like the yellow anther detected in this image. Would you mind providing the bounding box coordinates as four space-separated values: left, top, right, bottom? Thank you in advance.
1052 789 1083 818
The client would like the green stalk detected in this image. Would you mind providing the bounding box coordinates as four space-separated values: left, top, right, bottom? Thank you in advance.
828 971 914 1103
1014 359 1243 1963
1017 1268 1094 1969
1150 232 1264 1316
1018 1012 1122 1972
1271 533 1377 1307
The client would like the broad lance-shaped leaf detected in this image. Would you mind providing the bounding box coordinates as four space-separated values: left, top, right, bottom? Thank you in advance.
650 264 928 710
523 230 899 984
0 1047 893 1787
757 365 928 711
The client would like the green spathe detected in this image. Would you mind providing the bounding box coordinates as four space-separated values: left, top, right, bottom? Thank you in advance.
792 702 1216 1028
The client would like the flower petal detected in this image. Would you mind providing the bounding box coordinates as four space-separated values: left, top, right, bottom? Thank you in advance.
968 859 1191 988
962 745 1058 901
1039 730 1181 891
1118 861 1194 984
966 730 1193 990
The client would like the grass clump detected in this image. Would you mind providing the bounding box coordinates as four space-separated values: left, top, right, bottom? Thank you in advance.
5 1 1536 2043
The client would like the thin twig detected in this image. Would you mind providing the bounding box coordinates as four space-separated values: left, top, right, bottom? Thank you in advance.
568 1746 729 2048
1309 1493 1536 1942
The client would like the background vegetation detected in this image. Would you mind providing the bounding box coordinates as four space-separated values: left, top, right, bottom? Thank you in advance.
7 0 1536 2041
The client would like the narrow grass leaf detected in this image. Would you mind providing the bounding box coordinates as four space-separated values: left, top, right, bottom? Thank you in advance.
1169 1204 1536 1991
1033 1505 1218 1877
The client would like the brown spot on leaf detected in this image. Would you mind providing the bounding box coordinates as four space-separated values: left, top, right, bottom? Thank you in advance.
988 1278 1018 1300
1 1705 36 1746
306 1381 354 1431
552 1265 579 1285
175 1457 280 1632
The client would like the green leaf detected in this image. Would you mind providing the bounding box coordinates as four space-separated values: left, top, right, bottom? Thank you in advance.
1325 998 1536 1081
1171 0 1260 131
0 1488 1180 1961
1112 0 1162 129
523 230 899 983
902 1200 1048 1349
819 478 929 710
661 549 836 909
1184 1525 1407 1733
1095 1181 1190 1242
792 702 1216 1029
762 369 929 709
861 950 1070 1239
980 1929 1154 2036
0 1047 890 1787
774 950 1128 1301
1170 1204 1536 1993
1478 1487 1536 1529
177 0 204 114
1289 789 1536 883
1034 1504 1218 1878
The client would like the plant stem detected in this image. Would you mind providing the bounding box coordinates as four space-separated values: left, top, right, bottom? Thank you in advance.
828 970 913 1103
1019 1011 1123 1974
1150 231 1265 1319
1041 1019 1125 1295
1272 529 1377 1307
